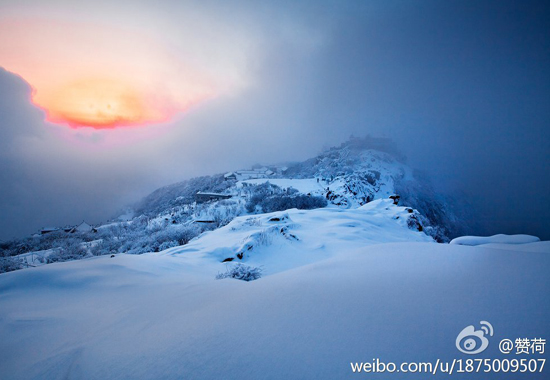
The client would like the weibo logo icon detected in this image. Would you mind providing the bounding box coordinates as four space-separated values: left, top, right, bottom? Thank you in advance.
456 321 494 355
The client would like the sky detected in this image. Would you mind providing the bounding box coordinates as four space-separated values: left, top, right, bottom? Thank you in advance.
0 0 549 240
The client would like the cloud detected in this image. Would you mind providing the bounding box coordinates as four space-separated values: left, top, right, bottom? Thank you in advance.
0 1 334 239
0 0 549 241
0 2 261 128
0 69 146 237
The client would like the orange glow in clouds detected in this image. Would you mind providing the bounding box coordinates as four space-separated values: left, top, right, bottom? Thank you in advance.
42 78 167 128
0 18 222 129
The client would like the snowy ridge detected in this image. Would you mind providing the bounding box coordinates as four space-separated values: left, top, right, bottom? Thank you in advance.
130 138 461 242
158 199 433 275
2 137 462 272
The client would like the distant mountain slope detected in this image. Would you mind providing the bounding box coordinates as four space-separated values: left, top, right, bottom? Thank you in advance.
133 136 465 241
134 175 231 216
1 136 466 272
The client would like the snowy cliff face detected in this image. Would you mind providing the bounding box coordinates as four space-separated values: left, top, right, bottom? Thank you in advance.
280 141 464 240
284 147 410 207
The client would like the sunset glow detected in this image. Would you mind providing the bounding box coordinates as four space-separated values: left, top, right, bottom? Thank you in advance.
0 17 233 129
37 78 166 128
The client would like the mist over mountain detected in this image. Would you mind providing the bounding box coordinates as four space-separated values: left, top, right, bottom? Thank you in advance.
135 136 469 241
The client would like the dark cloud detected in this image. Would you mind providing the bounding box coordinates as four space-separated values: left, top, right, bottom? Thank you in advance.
0 69 165 239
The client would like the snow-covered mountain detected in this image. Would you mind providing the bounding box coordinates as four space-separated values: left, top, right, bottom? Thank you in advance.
1 136 467 272
133 136 463 241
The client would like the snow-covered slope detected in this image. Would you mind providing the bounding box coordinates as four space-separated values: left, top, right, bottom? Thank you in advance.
159 199 432 275
0 237 548 379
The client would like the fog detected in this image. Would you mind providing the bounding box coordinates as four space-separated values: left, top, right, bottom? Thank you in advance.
0 0 549 240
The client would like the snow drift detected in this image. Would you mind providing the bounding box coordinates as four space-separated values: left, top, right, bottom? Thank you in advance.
450 234 540 246
0 240 548 379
